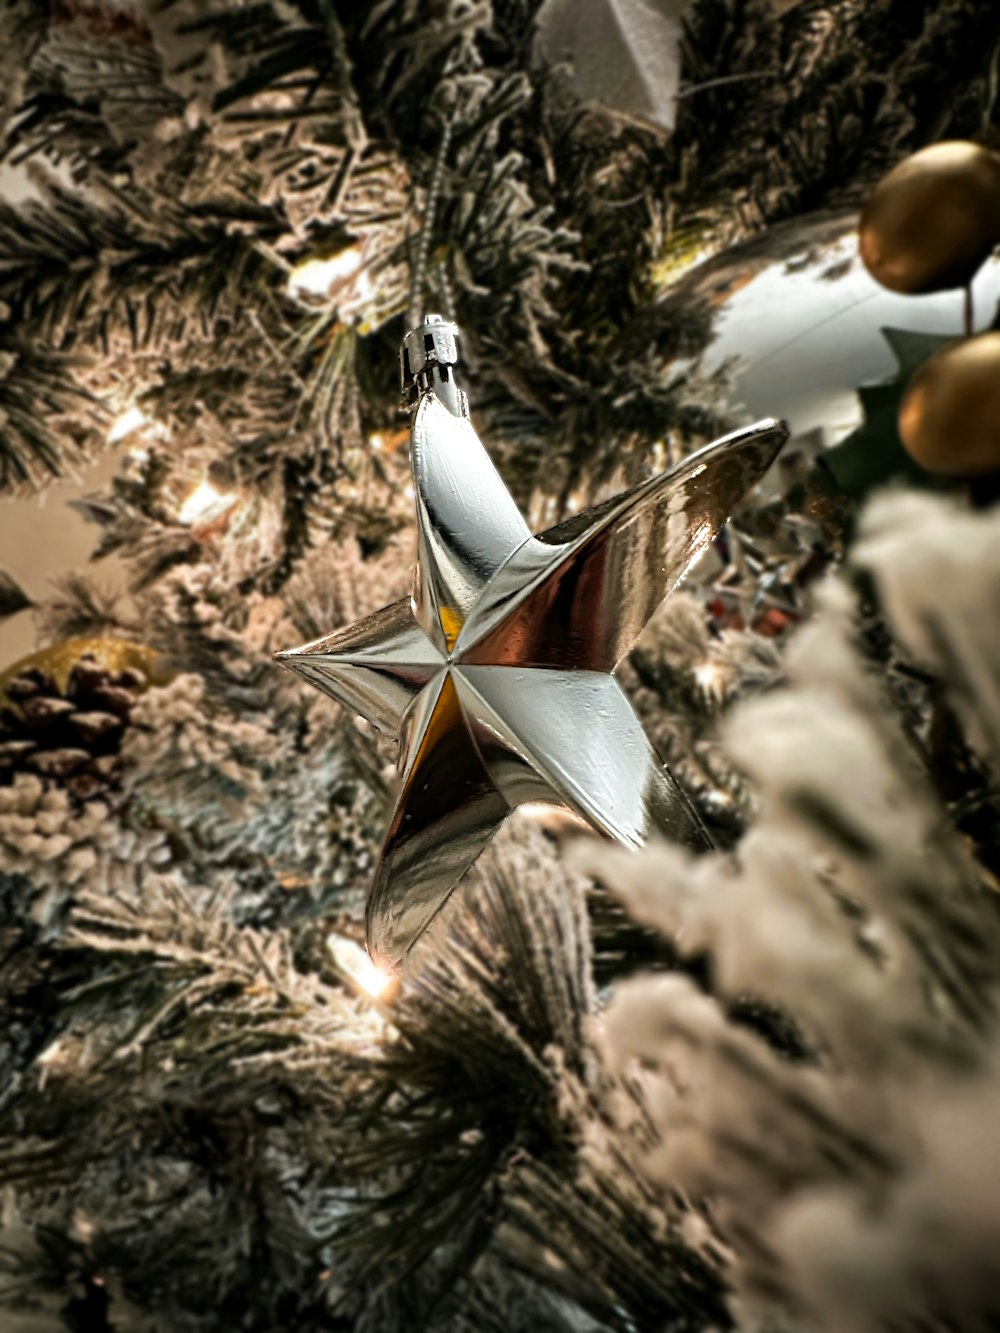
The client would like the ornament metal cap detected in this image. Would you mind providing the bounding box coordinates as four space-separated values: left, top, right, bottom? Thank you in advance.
400 313 468 418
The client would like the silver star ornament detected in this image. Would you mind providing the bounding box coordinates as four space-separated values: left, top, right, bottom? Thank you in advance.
276 317 788 967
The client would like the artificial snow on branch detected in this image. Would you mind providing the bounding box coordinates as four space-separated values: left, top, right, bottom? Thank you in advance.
582 491 1000 1333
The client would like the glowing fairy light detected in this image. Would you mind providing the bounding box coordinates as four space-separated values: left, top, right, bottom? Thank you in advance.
36 1037 73 1088
327 933 396 1001
108 404 151 444
693 660 726 698
287 244 368 300
517 802 592 838
519 801 560 822
355 952 395 1001
37 1038 67 1068
125 446 150 474
178 479 234 526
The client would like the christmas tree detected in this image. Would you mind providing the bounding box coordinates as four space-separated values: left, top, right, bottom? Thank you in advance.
2 1 1000 1329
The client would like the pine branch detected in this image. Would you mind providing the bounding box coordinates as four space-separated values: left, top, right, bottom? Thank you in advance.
32 573 133 645
0 338 101 494
320 824 725 1328
0 177 285 352
4 30 184 175
673 0 1000 234
0 0 48 125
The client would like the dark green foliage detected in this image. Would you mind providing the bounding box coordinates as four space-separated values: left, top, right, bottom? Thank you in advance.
0 828 728 1331
676 0 1000 232
0 340 101 493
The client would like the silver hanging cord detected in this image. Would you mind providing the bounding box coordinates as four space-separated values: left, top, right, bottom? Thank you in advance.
406 112 454 330
437 261 457 326
401 110 465 418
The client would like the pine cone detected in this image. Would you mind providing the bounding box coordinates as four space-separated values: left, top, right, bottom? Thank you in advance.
0 653 146 800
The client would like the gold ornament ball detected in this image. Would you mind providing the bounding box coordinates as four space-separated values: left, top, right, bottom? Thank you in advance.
898 333 1000 475
859 142 1000 294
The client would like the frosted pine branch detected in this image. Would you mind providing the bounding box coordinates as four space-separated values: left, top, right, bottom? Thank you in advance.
579 492 1000 1332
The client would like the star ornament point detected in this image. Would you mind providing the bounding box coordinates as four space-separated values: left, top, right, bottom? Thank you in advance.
276 392 788 968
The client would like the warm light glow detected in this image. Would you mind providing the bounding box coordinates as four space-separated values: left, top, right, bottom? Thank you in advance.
519 801 560 822
178 479 234 526
368 432 384 451
37 1038 67 1068
36 1037 72 1087
650 438 670 471
327 933 395 1001
287 244 367 299
651 236 717 290
517 802 592 837
108 404 151 444
693 660 726 697
355 953 394 1000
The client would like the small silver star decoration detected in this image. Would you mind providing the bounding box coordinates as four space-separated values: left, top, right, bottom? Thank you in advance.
276 318 787 967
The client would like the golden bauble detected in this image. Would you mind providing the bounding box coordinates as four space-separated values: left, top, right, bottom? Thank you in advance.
859 142 1000 294
898 333 1000 475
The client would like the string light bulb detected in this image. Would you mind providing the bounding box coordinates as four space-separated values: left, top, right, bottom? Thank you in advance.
108 404 152 444
178 479 235 527
327 933 396 1002
287 244 370 301
693 660 726 699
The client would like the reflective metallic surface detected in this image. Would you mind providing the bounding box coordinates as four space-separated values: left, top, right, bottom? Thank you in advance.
276 390 788 967
410 396 531 653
